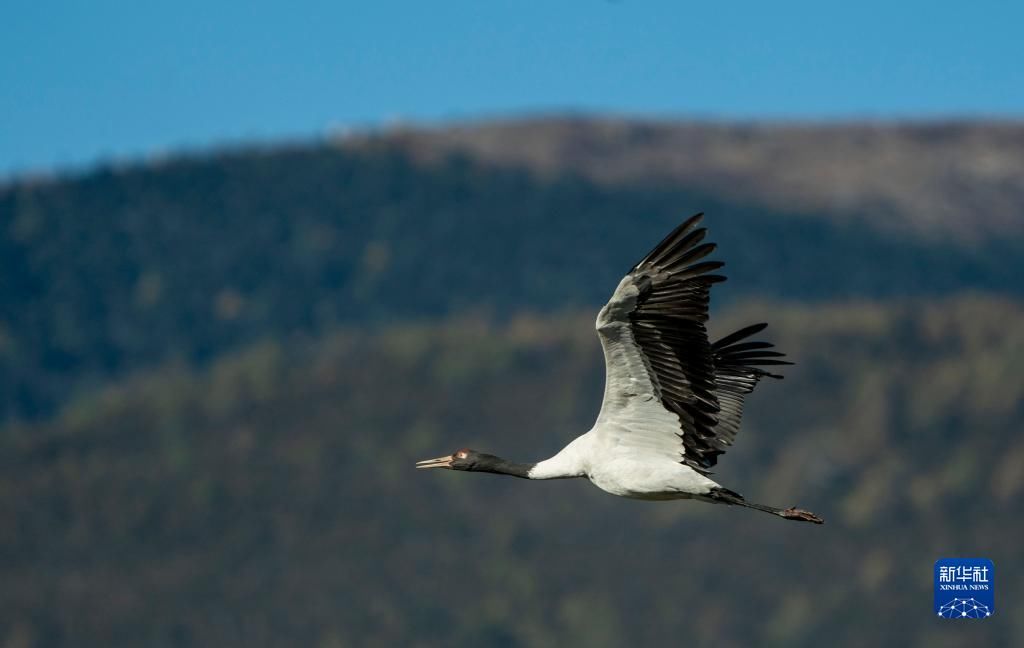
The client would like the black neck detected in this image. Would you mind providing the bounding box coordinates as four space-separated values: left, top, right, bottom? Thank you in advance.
472 455 536 479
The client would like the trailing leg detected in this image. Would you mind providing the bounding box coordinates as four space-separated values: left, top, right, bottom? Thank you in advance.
707 487 824 524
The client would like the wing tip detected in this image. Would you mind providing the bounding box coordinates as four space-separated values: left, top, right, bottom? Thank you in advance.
632 212 708 271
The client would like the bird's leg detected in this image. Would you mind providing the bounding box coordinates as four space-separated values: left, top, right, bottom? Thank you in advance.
707 487 824 524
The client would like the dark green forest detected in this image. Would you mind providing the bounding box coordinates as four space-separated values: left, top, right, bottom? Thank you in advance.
2 142 1022 421
2 125 1023 646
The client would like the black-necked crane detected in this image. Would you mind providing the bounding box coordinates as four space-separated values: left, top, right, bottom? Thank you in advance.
417 213 823 524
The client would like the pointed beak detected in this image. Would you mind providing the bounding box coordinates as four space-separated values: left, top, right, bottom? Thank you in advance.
415 454 454 470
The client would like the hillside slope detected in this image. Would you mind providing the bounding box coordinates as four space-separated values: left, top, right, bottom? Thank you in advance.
3 133 1022 421
2 296 1022 646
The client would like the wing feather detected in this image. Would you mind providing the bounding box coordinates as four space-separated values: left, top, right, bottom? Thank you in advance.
593 214 791 474
710 323 793 446
595 214 725 473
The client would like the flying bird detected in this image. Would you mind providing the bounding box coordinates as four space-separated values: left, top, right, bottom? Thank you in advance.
417 213 823 524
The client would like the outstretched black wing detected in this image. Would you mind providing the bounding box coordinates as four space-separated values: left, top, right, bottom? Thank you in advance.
595 213 728 474
711 323 792 448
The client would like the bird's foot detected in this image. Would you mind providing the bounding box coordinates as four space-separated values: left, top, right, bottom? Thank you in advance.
781 507 824 524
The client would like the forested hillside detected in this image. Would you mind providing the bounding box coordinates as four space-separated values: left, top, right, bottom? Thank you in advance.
2 297 1022 646
2 129 1022 421
2 118 1022 647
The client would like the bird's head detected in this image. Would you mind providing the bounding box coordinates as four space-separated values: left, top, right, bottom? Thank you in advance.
415 448 481 471
416 448 535 478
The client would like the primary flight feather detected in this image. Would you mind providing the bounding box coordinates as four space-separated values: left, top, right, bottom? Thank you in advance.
416 213 823 524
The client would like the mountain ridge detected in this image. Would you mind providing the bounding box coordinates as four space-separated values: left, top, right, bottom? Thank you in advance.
7 115 1024 243
351 115 1024 241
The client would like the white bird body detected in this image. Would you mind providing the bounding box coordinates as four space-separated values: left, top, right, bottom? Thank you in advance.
527 432 717 500
418 214 824 524
527 272 724 499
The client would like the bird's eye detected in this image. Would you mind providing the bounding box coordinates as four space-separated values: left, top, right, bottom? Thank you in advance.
456 451 467 459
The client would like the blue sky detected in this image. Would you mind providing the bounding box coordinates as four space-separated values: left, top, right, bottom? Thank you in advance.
2 0 1022 176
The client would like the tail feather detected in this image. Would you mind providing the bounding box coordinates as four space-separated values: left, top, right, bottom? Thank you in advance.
708 487 824 524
